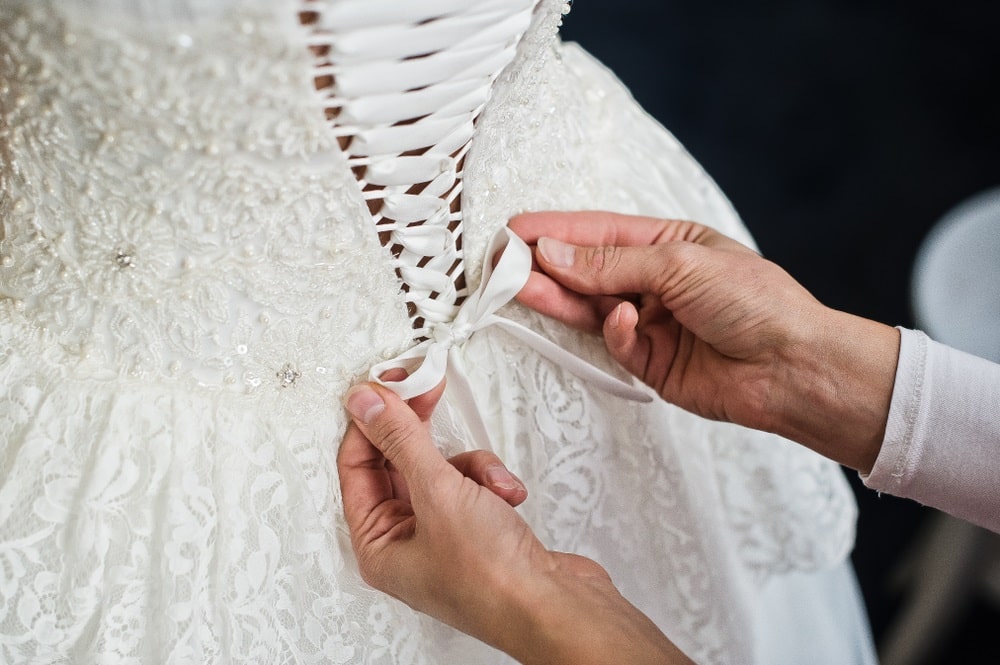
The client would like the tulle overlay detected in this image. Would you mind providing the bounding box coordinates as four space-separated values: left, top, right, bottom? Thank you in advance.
0 1 868 663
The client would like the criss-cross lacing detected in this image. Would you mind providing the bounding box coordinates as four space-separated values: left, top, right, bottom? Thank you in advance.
297 1 650 447
298 0 537 336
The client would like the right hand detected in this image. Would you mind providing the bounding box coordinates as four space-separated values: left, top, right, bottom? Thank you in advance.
511 211 820 431
510 211 898 471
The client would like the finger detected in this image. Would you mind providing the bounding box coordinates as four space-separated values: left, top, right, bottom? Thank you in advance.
345 383 448 492
536 237 758 309
449 450 528 507
337 421 396 537
510 211 687 247
601 301 662 385
407 378 446 422
603 301 642 364
376 370 446 423
516 269 623 332
511 211 757 257
377 367 409 384
386 461 411 505
534 238 683 297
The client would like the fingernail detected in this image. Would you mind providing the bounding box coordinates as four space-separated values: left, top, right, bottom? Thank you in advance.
345 386 385 425
537 237 575 268
485 464 521 491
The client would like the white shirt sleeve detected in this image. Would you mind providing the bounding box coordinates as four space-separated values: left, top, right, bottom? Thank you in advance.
862 328 1000 533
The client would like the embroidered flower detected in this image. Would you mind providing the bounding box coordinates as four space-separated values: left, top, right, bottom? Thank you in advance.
240 317 359 409
74 199 177 302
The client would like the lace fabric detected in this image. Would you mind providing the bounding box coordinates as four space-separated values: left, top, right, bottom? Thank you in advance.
0 1 865 663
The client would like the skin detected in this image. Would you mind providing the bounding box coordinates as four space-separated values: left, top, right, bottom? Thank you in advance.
337 210 902 662
338 377 691 665
509 211 900 473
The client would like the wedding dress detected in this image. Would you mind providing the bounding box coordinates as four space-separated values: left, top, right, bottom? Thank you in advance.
0 0 876 662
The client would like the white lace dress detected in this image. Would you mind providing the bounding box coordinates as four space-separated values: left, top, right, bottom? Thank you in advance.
0 1 875 663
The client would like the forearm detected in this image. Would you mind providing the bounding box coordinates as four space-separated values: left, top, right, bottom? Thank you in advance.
497 558 692 665
768 303 900 473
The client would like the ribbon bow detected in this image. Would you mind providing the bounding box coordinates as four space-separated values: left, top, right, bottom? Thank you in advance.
369 227 653 447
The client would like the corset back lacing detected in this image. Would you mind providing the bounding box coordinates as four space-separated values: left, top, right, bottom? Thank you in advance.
297 0 649 447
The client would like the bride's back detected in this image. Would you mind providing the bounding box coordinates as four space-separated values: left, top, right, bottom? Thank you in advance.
0 3 868 664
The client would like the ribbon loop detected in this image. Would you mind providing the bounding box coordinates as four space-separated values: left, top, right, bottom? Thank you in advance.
370 227 653 445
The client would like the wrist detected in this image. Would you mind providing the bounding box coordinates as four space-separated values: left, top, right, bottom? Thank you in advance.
769 303 900 472
497 554 692 665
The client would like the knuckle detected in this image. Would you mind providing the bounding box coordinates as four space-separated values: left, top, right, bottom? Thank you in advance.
588 245 622 280
353 509 409 592
369 416 421 461
357 549 391 593
654 243 701 295
356 553 380 588
663 241 699 267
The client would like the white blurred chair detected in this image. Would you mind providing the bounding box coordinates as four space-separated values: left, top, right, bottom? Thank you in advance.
879 187 1000 665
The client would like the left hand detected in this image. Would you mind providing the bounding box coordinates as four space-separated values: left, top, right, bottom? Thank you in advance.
337 379 691 665
337 378 548 655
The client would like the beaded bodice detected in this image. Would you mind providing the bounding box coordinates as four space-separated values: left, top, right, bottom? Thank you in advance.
0 3 862 663
0 0 570 416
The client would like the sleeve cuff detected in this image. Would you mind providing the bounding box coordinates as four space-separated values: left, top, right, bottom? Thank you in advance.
861 327 928 494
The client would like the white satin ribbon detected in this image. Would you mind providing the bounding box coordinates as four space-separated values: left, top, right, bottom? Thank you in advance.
369 227 653 447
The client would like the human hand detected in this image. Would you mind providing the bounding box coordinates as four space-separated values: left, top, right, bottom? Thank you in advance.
510 210 899 472
511 211 814 430
338 377 691 664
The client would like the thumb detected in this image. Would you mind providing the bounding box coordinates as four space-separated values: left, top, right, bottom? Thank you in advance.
345 383 446 487
535 237 682 298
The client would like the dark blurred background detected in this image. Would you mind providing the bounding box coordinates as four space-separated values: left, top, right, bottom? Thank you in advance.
562 1 1000 662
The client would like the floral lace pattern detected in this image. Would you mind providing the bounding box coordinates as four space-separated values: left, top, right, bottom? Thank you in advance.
0 2 413 416
0 1 861 663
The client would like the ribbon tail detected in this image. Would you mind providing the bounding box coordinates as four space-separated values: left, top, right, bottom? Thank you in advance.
492 317 654 403
445 346 495 451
